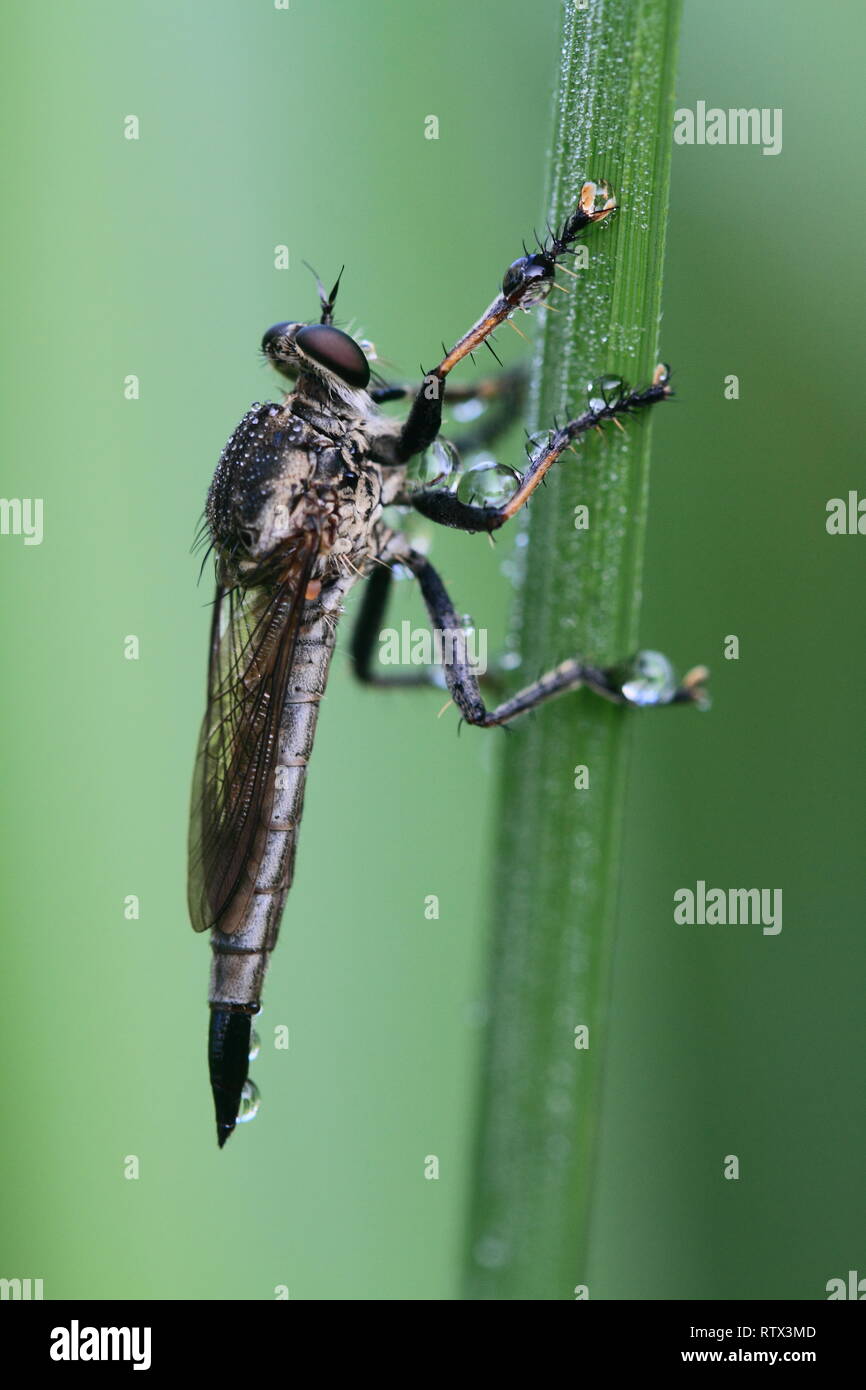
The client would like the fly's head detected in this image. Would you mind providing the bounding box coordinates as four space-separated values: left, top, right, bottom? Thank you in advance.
261 320 372 407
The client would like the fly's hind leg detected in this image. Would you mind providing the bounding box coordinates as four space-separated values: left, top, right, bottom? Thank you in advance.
349 563 503 695
349 565 442 690
398 550 709 724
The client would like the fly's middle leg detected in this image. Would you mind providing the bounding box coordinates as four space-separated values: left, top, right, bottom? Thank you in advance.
409 366 673 533
350 564 501 694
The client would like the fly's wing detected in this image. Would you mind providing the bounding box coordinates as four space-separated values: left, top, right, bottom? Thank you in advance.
187 531 319 934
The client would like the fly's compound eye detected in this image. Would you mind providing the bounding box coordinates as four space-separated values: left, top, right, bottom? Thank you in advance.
501 253 555 308
294 324 371 389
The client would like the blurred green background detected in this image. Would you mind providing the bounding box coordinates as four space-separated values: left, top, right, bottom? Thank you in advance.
1 0 863 1300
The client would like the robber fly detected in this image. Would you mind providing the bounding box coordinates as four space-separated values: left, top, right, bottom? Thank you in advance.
188 181 709 1146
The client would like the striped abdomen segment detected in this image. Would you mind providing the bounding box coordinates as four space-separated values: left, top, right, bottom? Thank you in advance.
208 605 335 1010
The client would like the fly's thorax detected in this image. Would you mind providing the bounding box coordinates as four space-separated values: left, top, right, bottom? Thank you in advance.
314 458 383 575
207 401 320 558
207 377 411 587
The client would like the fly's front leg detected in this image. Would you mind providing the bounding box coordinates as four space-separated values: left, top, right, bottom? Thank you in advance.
369 182 616 465
411 366 672 532
371 366 526 454
369 379 507 406
401 550 709 724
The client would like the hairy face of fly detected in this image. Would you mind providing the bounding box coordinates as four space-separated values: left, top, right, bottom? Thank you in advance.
261 321 371 395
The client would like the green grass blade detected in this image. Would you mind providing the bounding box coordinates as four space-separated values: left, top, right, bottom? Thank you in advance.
463 0 684 1301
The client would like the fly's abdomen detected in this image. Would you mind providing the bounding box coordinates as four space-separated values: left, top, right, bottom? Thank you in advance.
208 609 335 1012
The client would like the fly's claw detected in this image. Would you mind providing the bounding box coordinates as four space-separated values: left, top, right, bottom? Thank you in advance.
500 180 617 313
652 361 673 396
578 179 617 223
676 665 712 711
556 180 617 247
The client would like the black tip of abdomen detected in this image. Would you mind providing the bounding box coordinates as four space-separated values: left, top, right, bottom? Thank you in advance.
208 1007 252 1148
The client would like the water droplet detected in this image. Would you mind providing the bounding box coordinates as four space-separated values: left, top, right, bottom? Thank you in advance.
524 430 549 459
236 1078 260 1125
617 650 676 706
408 438 460 489
587 374 624 413
380 505 406 531
452 397 486 423
591 374 625 407
248 1029 260 1062
474 1234 509 1270
457 461 521 507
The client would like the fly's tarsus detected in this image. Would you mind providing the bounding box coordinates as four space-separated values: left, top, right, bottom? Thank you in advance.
500 181 617 312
